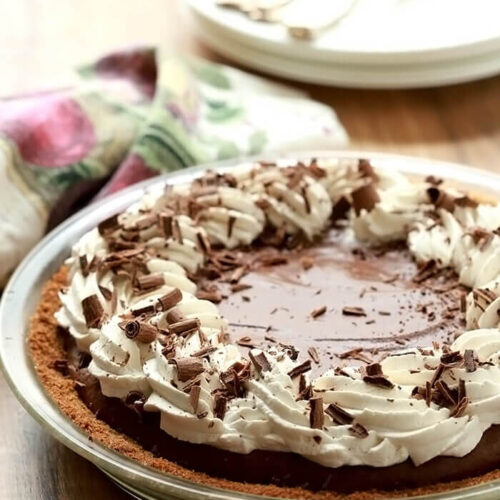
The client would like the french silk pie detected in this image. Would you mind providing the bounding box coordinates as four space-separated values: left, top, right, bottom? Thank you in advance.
29 158 500 498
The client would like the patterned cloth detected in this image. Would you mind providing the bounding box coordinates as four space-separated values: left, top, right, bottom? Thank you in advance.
0 47 347 284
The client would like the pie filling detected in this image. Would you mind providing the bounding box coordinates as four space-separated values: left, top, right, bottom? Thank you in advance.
44 158 500 493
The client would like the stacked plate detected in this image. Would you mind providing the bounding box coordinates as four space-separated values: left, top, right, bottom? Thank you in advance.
186 0 500 88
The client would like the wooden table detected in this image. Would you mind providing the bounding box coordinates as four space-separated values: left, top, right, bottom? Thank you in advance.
1 0 500 498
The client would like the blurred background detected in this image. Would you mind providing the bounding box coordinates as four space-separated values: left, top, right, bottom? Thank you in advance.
2 0 500 170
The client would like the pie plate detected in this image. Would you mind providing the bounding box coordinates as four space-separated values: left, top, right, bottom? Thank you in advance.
1 151 499 499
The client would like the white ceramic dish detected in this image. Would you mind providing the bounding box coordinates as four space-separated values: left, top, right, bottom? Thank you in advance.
186 1 500 88
1 151 500 499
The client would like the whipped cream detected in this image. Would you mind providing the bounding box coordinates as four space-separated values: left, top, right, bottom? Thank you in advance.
56 158 500 469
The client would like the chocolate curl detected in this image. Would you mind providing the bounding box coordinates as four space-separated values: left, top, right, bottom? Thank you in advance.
119 320 157 343
287 360 312 378
309 397 324 429
168 318 200 336
358 159 379 181
169 357 205 382
97 214 120 235
213 392 227 420
166 308 185 324
351 184 380 215
157 288 183 311
249 351 271 375
135 274 165 292
189 385 201 413
81 295 104 328
427 187 455 212
325 403 354 425
331 196 351 222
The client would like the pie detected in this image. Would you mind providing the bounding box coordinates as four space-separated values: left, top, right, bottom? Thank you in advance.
29 157 500 498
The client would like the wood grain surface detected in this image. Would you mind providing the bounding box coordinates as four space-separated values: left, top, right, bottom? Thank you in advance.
1 0 500 498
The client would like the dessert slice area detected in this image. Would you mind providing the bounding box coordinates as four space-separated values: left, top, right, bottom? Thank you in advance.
51 158 500 486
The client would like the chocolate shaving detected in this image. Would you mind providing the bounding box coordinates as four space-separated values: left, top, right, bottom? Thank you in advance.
464 349 477 372
413 260 438 283
191 345 217 358
125 390 145 406
249 351 271 375
307 347 320 364
157 288 183 311
79 255 89 277
331 196 351 222
287 360 312 378
309 397 324 429
131 304 156 317
458 379 467 402
301 186 311 214
135 274 165 292
358 159 378 181
196 231 211 254
258 254 288 266
98 214 119 235
189 385 201 413
472 288 497 311
435 380 456 407
98 286 113 301
342 306 366 317
362 363 394 389
168 318 200 336
159 212 173 238
296 374 313 401
430 364 445 387
227 215 236 239
169 357 205 382
311 306 327 318
427 187 455 212
227 266 246 284
53 359 69 376
425 381 432 407
230 282 252 293
325 403 354 425
172 218 184 244
440 350 463 367
213 392 227 420
351 183 380 215
307 160 326 179
460 294 467 313
349 423 368 438
450 397 468 418
425 175 443 186
220 361 251 397
237 336 255 348
81 295 104 329
196 284 222 303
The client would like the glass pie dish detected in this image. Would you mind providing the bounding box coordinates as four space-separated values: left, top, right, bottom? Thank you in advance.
1 151 499 500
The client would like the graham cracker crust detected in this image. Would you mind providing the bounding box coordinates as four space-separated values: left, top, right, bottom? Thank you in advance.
28 266 500 500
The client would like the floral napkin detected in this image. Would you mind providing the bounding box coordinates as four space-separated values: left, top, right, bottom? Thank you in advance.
0 47 347 284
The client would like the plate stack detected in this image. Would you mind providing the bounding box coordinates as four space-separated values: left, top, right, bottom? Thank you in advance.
186 0 500 88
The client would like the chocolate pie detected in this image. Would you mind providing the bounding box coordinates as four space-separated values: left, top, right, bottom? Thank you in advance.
29 158 500 498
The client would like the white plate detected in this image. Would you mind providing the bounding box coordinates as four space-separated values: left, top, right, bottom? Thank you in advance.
1 152 500 499
186 0 500 87
190 12 500 88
